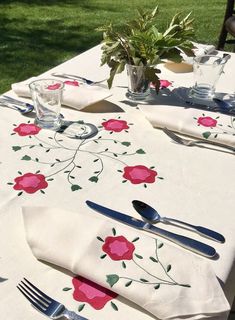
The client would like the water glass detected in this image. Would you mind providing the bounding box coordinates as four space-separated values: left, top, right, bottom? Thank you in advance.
189 55 225 100
126 64 150 100
29 79 64 130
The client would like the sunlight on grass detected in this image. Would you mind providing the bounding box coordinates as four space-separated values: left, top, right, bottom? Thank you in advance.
0 0 229 93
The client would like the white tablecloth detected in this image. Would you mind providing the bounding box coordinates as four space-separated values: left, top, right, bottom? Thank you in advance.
0 44 234 320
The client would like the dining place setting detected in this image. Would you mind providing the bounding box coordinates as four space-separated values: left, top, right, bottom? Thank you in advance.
0 5 235 320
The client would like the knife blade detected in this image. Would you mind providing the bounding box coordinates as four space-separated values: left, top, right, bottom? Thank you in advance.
86 200 216 258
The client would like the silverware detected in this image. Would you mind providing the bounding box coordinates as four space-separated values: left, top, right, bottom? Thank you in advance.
51 72 106 85
86 200 216 258
0 96 34 114
132 200 225 243
17 278 88 320
163 127 235 152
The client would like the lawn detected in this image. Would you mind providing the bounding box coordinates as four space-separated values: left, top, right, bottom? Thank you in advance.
0 0 229 94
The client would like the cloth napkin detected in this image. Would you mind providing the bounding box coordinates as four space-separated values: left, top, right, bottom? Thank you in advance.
182 44 216 65
11 77 112 110
139 105 235 148
22 206 229 320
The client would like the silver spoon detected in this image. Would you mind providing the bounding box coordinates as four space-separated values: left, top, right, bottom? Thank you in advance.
0 101 34 114
132 200 225 243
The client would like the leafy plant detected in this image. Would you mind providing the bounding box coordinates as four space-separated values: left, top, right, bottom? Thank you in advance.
97 6 195 91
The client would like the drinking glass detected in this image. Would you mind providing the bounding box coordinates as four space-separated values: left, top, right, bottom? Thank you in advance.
29 79 64 130
189 55 225 100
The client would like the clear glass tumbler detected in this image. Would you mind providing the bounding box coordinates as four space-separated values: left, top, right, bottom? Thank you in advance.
29 79 64 130
126 64 150 100
189 55 225 100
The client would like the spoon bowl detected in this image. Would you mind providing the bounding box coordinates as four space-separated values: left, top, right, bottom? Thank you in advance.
132 200 225 243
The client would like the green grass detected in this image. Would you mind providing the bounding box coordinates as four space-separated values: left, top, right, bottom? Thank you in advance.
0 0 230 94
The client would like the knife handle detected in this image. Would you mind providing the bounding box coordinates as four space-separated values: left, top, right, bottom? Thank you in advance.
146 224 216 258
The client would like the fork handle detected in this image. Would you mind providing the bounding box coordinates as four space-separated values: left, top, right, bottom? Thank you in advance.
195 139 235 152
64 310 88 320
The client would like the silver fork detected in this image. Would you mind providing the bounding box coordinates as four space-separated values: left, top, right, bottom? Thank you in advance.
51 72 107 85
17 278 88 320
163 127 235 152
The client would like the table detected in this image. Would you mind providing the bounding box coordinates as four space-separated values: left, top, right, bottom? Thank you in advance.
0 45 234 320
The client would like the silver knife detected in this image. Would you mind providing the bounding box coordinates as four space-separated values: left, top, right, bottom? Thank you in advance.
86 200 216 258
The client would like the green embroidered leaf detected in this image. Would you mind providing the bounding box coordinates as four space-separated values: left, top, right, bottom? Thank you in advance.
78 304 85 312
134 253 143 259
136 149 145 154
97 236 104 242
106 274 119 287
157 177 164 180
121 141 131 147
89 176 99 183
46 149 50 153
122 180 127 183
122 261 126 269
39 143 43 147
21 155 31 161
70 176 75 179
166 264 171 272
64 170 70 173
154 284 160 289
55 159 61 162
214 134 218 138
35 158 39 162
77 120 84 124
110 301 118 311
29 145 35 149
62 287 72 291
35 170 40 174
149 256 158 263
47 178 54 181
158 243 164 249
100 254 107 259
150 166 155 169
40 190 45 194
18 192 23 196
0 277 8 283
132 237 139 242
144 184 147 188
12 146 21 151
202 131 211 139
112 228 116 235
125 280 132 287
140 278 149 282
18 171 22 175
117 169 123 173
7 182 13 185
113 153 118 157
93 159 99 162
71 184 82 191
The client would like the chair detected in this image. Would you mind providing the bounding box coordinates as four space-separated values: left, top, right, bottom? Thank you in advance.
217 0 235 50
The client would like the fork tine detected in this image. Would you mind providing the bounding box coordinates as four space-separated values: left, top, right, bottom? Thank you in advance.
21 280 50 304
17 284 46 312
163 128 183 143
23 278 52 301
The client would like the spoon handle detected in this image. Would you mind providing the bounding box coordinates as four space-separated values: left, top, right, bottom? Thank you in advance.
145 224 216 258
163 218 225 243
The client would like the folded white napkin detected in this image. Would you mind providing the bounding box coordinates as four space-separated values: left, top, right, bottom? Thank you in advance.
22 206 229 320
12 77 112 110
140 105 235 148
182 44 216 64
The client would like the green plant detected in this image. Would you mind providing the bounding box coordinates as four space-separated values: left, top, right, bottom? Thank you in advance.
97 6 195 91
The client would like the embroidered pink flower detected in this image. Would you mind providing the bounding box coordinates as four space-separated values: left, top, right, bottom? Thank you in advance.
13 173 48 194
64 80 79 87
150 80 172 89
102 235 135 260
72 276 117 309
102 119 129 132
159 80 172 89
13 123 41 136
47 83 62 90
197 116 217 127
123 165 157 184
